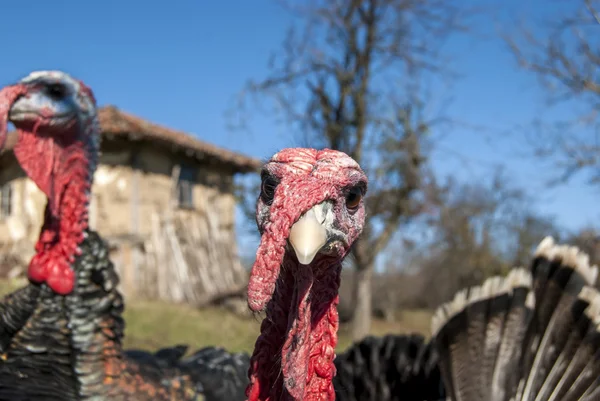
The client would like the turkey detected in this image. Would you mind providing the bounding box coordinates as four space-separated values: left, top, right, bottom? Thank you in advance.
331 237 600 401
245 147 369 401
0 70 249 401
244 147 600 401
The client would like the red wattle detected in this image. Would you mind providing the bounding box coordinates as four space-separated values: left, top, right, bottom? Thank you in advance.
47 267 75 295
13 124 91 296
0 80 97 297
28 257 48 283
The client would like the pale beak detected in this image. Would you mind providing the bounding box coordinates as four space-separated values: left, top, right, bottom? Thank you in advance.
289 203 328 265
8 94 38 121
9 91 74 123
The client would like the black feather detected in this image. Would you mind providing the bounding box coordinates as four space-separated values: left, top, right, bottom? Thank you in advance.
333 334 443 401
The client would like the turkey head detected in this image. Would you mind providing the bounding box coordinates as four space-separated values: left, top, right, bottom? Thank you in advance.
0 71 99 295
246 148 368 401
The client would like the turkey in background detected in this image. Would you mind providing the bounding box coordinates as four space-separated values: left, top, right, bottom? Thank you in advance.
0 71 250 401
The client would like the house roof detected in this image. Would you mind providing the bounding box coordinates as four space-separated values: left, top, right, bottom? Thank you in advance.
3 105 262 173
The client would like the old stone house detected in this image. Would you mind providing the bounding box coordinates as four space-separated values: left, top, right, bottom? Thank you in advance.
0 105 261 304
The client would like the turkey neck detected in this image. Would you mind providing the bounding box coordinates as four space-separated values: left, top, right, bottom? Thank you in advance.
14 117 98 295
247 253 341 401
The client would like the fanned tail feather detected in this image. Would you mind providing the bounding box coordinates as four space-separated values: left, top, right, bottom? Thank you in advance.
431 237 600 401
519 238 599 401
431 267 534 401
538 287 600 401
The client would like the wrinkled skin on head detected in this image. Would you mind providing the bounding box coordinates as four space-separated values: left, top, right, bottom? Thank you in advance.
0 70 99 295
246 148 368 401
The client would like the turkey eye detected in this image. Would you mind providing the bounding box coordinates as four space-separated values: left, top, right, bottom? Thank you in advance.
46 83 66 100
261 176 278 205
345 187 363 210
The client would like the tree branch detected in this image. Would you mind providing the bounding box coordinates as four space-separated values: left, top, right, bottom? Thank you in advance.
505 0 600 185
231 0 470 338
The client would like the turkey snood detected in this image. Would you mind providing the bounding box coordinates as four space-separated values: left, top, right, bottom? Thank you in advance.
246 148 368 401
0 71 99 295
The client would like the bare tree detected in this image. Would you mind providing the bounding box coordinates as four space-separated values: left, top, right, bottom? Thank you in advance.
408 170 559 308
505 0 600 184
233 0 469 340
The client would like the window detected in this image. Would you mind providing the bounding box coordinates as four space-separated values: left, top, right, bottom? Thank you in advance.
178 165 195 208
0 183 11 218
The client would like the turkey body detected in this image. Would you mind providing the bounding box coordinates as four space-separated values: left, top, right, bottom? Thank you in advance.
0 230 248 401
333 334 443 401
0 71 252 401
124 345 251 401
332 237 600 401
137 334 443 401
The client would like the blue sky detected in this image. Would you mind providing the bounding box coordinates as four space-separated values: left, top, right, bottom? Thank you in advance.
0 0 597 259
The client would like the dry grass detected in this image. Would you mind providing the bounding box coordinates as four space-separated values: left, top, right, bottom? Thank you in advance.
0 278 432 354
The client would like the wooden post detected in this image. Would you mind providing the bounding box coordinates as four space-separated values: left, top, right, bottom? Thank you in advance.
130 151 140 235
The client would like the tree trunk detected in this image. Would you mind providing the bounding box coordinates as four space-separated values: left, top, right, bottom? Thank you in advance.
351 264 373 341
